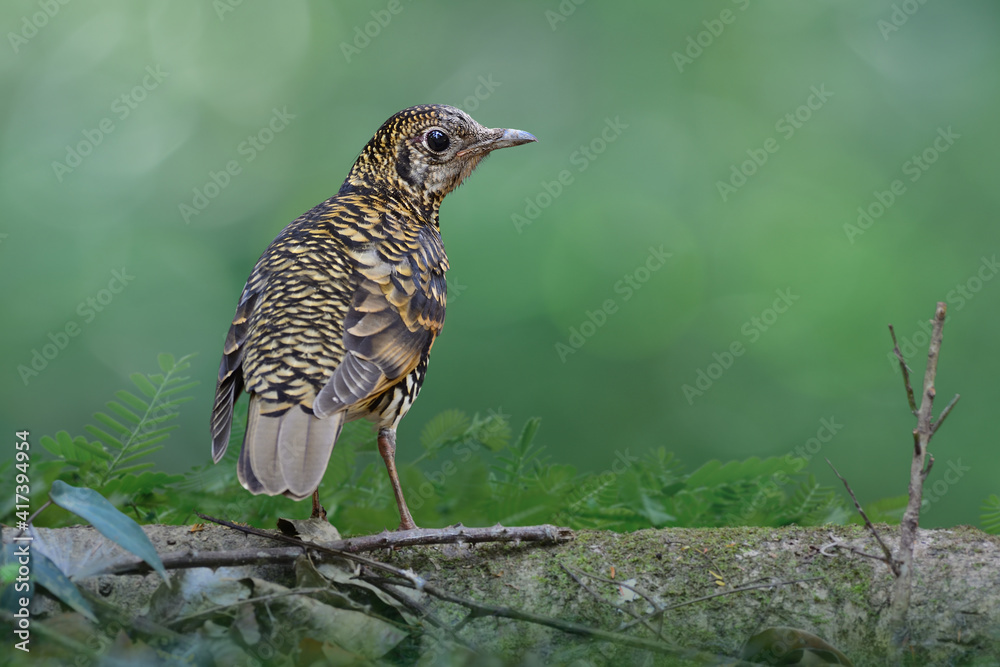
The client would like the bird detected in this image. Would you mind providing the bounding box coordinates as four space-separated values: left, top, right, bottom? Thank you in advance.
210 104 536 530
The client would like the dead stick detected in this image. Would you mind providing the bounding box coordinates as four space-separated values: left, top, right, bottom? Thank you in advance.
559 563 664 639
826 458 897 575
889 302 947 640
378 573 689 656
888 324 918 414
170 587 330 626
97 544 314 576
241 516 572 552
562 564 661 612
197 516 694 658
618 577 821 632
931 393 961 436
360 574 477 652
94 519 573 577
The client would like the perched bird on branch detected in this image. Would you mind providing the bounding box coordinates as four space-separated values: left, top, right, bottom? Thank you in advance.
210 105 536 530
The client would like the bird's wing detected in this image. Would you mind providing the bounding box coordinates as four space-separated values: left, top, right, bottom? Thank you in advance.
211 204 447 498
314 221 447 418
210 213 353 462
210 284 255 462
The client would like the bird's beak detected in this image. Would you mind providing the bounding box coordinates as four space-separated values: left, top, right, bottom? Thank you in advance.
457 128 537 157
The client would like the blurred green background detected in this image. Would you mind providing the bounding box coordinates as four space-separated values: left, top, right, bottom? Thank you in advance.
2 1 998 528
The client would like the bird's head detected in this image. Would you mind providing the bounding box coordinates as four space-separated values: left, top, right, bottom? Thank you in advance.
341 104 536 214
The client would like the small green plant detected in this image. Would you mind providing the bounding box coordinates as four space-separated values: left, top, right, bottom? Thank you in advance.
0 354 196 526
5 354 940 536
981 495 1000 534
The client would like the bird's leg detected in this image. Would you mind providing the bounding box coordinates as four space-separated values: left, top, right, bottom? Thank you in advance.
310 490 326 520
377 427 418 530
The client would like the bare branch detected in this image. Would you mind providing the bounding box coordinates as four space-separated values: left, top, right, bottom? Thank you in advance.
889 323 918 414
96 518 572 577
618 577 821 632
359 573 477 652
891 301 948 641
170 587 331 627
379 572 687 656
271 517 572 552
99 544 309 576
562 564 661 612
819 535 893 563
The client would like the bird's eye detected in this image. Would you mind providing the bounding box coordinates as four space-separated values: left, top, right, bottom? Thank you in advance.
425 129 450 152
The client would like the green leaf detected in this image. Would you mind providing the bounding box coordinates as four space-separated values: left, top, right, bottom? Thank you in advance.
116 390 149 412
120 471 185 494
513 417 542 454
685 456 805 490
0 562 18 585
116 447 165 467
48 481 168 582
128 433 171 449
39 434 61 457
106 401 142 425
149 397 193 410
862 494 909 524
477 413 512 452
134 415 178 429
130 373 159 398
29 543 98 622
157 353 175 373
157 382 199 398
419 409 470 453
58 431 80 458
84 425 124 450
94 412 132 435
75 439 112 461
110 463 156 476
637 489 676 526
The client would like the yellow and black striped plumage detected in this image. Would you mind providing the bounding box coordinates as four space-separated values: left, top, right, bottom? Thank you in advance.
211 105 535 529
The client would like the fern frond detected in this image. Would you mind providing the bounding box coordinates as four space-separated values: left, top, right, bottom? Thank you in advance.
419 409 470 453
96 354 197 485
491 417 544 487
981 495 1000 534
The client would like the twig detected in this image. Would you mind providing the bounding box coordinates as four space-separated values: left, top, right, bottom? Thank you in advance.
194 515 692 658
930 393 960 436
359 573 477 652
826 459 897 575
11 500 53 541
559 563 665 639
376 573 683 656
618 577 821 632
97 544 314 576
94 518 573 577
221 515 572 552
888 324 917 414
819 534 893 563
561 564 661 612
26 499 53 526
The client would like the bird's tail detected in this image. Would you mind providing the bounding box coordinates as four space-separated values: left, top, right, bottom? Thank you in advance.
237 396 344 500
